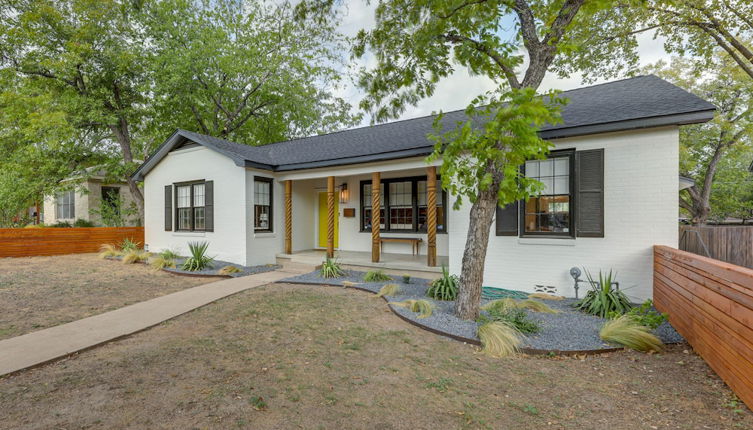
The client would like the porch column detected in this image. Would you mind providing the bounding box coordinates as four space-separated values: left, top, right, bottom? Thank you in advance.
284 180 292 254
327 176 335 258
371 172 381 262
427 166 437 267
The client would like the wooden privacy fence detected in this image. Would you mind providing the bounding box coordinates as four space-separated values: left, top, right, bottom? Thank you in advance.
0 227 144 258
679 225 753 270
654 245 753 409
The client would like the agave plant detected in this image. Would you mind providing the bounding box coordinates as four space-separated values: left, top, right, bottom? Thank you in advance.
478 321 521 357
389 299 434 318
320 257 344 278
426 266 458 301
573 269 632 318
118 237 140 252
182 241 214 271
600 315 663 352
364 269 392 282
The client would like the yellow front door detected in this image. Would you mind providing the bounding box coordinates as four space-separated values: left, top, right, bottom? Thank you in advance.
318 192 339 248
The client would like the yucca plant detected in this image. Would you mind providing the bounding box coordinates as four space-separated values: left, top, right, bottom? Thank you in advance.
364 269 392 282
573 269 632 318
600 315 663 352
389 299 434 318
98 243 123 259
426 266 458 301
218 265 242 276
150 255 176 270
182 241 214 271
320 257 344 278
118 237 140 252
376 283 401 297
478 321 521 357
122 249 151 264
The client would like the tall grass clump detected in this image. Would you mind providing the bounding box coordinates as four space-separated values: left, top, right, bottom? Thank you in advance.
218 265 242 276
98 244 122 259
528 292 564 301
426 266 458 301
376 283 401 297
123 249 150 264
320 257 344 278
478 321 521 357
389 299 434 318
573 269 631 318
118 237 140 252
150 255 176 270
482 298 558 314
600 315 663 352
182 241 214 271
160 249 181 259
364 269 392 282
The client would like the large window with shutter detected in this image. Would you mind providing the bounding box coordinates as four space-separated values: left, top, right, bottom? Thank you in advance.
173 180 213 232
495 148 604 238
360 176 447 233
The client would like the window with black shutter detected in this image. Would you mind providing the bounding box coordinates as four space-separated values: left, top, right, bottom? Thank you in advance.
173 180 212 232
575 149 604 237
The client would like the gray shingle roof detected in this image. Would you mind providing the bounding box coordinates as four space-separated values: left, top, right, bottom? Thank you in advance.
133 75 715 179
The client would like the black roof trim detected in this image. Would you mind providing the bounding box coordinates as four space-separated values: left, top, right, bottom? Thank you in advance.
273 147 435 172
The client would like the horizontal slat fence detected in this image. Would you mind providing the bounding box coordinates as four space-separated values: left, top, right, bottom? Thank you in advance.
654 245 753 409
0 227 144 258
679 225 753 270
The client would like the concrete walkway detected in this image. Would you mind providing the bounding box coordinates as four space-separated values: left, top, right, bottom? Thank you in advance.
0 268 301 377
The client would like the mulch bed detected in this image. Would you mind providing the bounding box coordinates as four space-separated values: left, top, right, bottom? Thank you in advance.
105 255 279 278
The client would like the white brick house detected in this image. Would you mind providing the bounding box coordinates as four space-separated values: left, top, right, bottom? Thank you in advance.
132 76 715 301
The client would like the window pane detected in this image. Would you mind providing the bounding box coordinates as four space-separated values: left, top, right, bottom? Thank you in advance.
255 205 270 230
554 176 569 194
417 181 426 206
554 158 569 175
539 159 553 176
194 207 205 230
525 160 539 178
540 177 553 194
524 195 570 233
178 208 191 230
177 186 191 208
363 184 372 207
255 181 270 206
193 184 205 207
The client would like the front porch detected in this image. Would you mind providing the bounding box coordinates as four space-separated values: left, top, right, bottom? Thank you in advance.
277 249 448 277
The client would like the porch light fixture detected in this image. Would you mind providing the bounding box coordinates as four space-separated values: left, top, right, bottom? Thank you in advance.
339 183 349 204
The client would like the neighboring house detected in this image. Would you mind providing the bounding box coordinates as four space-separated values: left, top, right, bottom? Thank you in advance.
132 75 715 300
43 168 139 226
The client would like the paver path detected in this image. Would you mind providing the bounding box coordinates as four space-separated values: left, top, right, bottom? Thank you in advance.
0 268 304 377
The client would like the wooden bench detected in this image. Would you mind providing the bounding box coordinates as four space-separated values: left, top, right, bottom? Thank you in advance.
380 237 423 256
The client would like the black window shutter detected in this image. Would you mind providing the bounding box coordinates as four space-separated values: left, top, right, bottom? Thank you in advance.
204 180 214 232
576 149 604 237
164 185 172 231
495 201 519 236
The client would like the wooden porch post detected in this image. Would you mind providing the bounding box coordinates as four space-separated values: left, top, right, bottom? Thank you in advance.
327 176 335 258
371 172 381 262
427 166 437 267
284 180 292 254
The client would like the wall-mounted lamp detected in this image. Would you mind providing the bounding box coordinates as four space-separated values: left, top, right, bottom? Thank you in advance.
339 183 349 204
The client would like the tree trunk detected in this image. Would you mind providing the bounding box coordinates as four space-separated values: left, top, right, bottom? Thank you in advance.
109 122 145 222
454 169 502 320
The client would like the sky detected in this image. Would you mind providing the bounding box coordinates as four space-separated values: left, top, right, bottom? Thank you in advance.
333 1 672 126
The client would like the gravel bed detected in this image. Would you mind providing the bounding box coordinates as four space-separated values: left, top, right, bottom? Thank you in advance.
281 270 685 352
163 258 280 278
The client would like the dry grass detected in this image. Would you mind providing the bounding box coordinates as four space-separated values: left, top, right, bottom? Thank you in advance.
600 315 664 352
150 255 176 271
122 249 151 264
478 321 522 357
528 292 565 301
388 299 434 318
376 283 401 297
218 265 242 276
98 244 122 259
482 298 558 314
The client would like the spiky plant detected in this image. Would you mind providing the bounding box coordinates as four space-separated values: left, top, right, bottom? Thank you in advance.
320 257 344 278
160 249 181 259
528 292 564 301
600 315 663 352
517 299 558 314
478 321 521 357
376 283 401 297
150 255 176 270
98 244 122 259
364 269 392 282
389 299 434 318
218 265 242 276
182 241 214 271
426 266 458 301
573 269 632 318
118 237 140 252
122 249 150 264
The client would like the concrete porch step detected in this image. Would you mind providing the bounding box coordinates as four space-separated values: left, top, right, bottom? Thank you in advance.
276 260 318 275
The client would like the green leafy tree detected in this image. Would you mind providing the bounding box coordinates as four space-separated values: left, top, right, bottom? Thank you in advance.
308 0 615 320
646 53 753 225
708 145 753 223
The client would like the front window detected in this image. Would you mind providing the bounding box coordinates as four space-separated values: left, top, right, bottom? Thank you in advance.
176 182 206 231
362 183 385 231
523 154 573 236
417 180 445 232
55 190 75 219
254 177 273 232
360 176 447 233
388 181 413 230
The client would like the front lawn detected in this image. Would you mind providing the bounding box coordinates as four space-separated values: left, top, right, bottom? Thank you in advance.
0 254 208 340
0 283 749 429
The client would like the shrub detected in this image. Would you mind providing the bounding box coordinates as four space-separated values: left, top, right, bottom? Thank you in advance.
218 265 242 276
150 255 176 270
426 266 458 301
389 299 434 318
73 218 95 227
573 269 632 318
480 307 541 334
364 269 392 282
122 249 150 264
402 274 411 284
320 257 344 278
182 241 214 271
609 299 668 329
528 292 564 301
160 249 181 259
376 283 401 297
517 299 558 314
98 243 122 259
600 315 663 352
50 221 72 228
481 298 517 313
478 321 521 357
118 237 140 252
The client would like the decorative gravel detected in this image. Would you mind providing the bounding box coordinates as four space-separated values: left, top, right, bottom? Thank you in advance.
280 270 685 353
163 258 280 278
